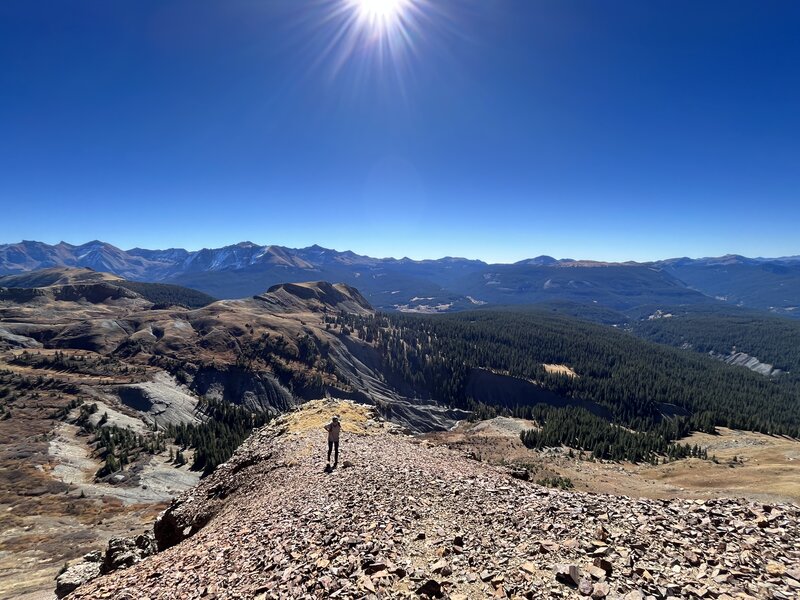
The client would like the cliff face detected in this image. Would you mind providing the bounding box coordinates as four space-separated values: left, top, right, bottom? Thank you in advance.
67 400 799 599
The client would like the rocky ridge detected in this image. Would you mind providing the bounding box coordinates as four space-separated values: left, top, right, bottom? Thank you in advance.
65 400 799 600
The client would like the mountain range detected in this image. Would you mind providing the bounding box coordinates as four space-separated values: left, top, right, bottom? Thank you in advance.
2 240 799 316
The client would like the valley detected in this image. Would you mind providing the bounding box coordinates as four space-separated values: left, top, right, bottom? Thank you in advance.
0 267 798 598
0 348 202 600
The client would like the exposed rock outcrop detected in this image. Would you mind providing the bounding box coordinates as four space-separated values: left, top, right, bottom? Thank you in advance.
115 371 202 426
102 532 158 573
0 326 42 349
55 532 157 598
55 560 101 599
191 365 297 413
711 350 785 377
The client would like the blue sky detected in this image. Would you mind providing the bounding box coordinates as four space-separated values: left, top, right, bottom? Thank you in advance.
1 0 798 263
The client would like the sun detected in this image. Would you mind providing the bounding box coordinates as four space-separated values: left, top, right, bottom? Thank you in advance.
348 0 411 30
314 0 435 77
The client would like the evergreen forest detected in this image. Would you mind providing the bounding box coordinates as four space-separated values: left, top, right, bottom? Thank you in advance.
335 309 800 461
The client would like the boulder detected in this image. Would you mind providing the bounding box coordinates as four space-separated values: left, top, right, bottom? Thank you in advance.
431 560 452 576
55 562 101 598
511 468 530 481
593 557 613 576
579 577 594 595
416 578 444 598
102 532 157 573
684 550 701 566
594 524 609 542
555 564 581 586
592 581 611 598
766 561 786 575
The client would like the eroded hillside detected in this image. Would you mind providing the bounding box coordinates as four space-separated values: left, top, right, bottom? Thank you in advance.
0 272 463 430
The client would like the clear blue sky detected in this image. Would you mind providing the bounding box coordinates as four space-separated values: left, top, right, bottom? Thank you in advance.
1 1 798 263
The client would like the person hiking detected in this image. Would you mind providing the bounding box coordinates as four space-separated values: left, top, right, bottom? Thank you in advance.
324 415 341 466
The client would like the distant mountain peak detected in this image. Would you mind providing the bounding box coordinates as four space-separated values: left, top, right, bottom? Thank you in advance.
515 255 559 266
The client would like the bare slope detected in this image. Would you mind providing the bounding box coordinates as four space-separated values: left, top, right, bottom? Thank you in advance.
68 400 799 600
0 356 195 600
258 281 373 315
0 267 122 287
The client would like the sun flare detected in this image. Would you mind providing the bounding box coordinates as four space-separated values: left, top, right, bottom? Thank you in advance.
347 0 412 31
314 0 438 78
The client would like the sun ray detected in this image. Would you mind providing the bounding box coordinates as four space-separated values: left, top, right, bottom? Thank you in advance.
295 0 463 102
348 0 411 31
311 0 428 78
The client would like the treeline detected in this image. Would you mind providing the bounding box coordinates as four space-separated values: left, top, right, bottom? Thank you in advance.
337 309 800 442
0 365 80 396
115 281 216 308
166 397 271 475
65 401 168 477
94 422 168 476
520 406 707 463
12 350 145 378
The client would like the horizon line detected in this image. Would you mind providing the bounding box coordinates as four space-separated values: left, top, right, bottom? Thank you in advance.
2 238 799 266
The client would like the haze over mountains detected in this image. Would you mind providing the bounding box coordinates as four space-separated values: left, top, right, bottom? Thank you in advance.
2 240 799 317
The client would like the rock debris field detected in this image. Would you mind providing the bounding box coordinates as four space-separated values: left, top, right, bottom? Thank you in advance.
68 402 799 600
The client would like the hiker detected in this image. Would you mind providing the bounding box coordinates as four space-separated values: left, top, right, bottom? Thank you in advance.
324 415 341 465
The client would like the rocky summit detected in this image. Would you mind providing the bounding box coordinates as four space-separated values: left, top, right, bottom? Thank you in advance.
66 400 799 600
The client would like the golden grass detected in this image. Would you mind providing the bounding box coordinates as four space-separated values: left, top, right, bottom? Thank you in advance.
640 428 800 503
282 399 377 436
425 423 800 504
543 363 577 377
